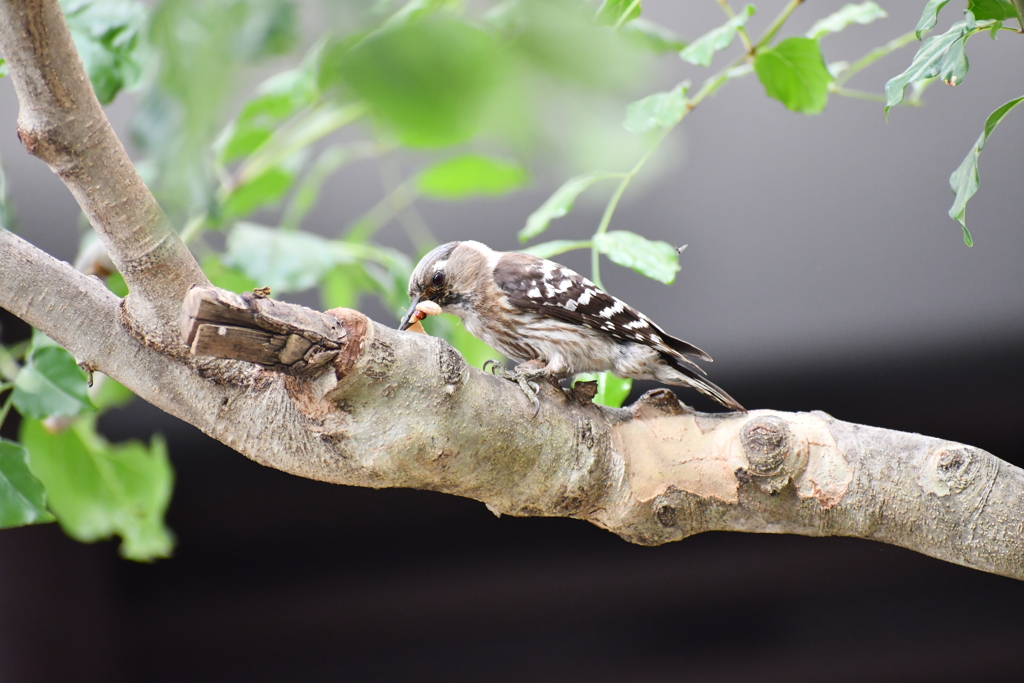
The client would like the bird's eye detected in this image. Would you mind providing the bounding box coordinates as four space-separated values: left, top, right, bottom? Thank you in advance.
432 271 446 287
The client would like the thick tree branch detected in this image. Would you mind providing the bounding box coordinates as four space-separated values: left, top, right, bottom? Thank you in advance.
3 230 1023 579
0 0 208 345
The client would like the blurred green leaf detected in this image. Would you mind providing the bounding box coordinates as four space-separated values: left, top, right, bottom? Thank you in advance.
755 37 833 115
596 0 641 27
0 59 7 78
284 143 375 230
221 166 295 219
520 172 619 242
61 0 148 104
885 21 989 112
417 155 529 199
0 439 54 528
21 418 173 561
12 346 94 420
967 0 1018 20
679 4 754 67
520 239 592 259
948 95 1024 246
805 2 887 40
593 230 680 284
105 272 129 298
201 254 259 293
620 18 686 53
234 104 363 187
90 375 135 411
138 0 299 220
224 223 410 296
916 0 950 39
321 264 373 311
224 222 352 293
624 81 689 133
321 16 502 147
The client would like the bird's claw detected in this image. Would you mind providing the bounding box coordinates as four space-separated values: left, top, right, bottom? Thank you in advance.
484 360 546 418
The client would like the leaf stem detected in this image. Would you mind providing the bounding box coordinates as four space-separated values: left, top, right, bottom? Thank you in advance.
613 0 642 29
754 0 804 50
716 0 753 52
831 87 887 103
179 213 207 245
834 30 917 88
590 127 670 289
0 389 14 430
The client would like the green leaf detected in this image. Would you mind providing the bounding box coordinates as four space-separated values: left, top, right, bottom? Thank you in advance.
284 144 371 229
754 37 833 115
220 166 295 219
12 346 94 420
573 373 633 408
214 42 322 164
679 4 755 67
223 223 411 297
624 81 690 133
596 0 641 26
0 59 7 78
200 254 259 293
519 172 619 242
916 0 951 39
593 230 680 284
938 29 969 86
321 264 374 311
105 272 129 298
805 2 887 40
224 223 352 293
0 439 54 528
520 239 592 259
948 95 1024 246
90 375 134 411
967 0 1018 20
61 0 148 104
620 18 687 54
416 155 529 200
21 418 174 561
321 16 502 147
885 21 988 112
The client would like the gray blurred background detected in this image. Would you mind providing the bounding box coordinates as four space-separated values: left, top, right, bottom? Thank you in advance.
2 2 1024 681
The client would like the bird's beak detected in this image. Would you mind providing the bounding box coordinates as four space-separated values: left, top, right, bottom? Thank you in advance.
399 295 424 331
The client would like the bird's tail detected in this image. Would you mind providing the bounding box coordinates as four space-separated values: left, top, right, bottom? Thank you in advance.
660 355 745 412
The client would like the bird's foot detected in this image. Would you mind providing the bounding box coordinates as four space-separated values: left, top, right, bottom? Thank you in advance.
484 360 549 418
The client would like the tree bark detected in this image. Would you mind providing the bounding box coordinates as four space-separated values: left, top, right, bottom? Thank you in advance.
0 0 1021 580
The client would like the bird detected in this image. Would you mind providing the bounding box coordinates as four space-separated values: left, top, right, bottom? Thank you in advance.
398 240 743 412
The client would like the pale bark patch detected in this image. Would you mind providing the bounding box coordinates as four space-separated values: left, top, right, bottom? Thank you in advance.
613 414 747 504
787 413 852 509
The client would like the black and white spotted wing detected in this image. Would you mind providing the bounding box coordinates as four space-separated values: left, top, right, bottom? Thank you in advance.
493 252 711 370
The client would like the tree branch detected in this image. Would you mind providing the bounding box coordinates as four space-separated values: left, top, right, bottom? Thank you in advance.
0 0 208 345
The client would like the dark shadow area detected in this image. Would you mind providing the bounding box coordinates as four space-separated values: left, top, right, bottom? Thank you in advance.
2 309 1023 682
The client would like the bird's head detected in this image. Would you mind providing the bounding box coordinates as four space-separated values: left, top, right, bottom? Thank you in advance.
399 240 494 330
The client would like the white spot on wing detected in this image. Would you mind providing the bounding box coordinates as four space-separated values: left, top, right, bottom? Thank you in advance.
598 300 625 319
527 287 542 298
557 279 573 292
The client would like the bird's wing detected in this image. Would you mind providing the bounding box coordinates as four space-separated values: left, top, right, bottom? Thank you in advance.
493 252 712 367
